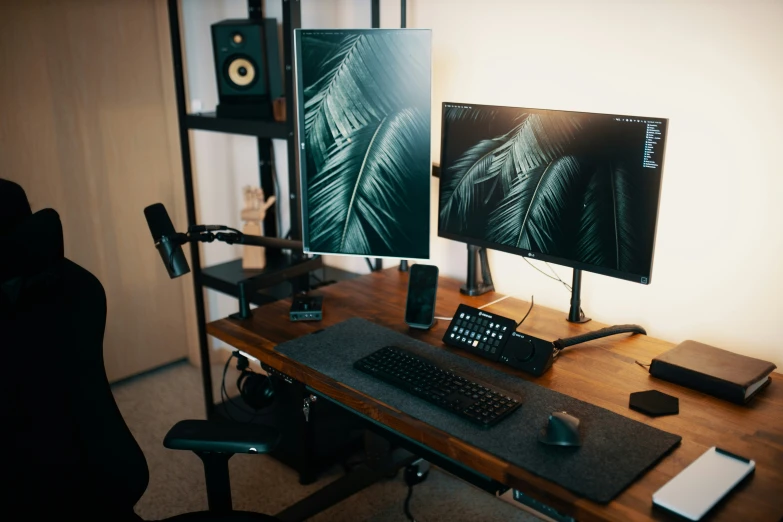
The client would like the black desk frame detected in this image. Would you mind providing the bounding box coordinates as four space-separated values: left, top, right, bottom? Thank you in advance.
273 385 508 522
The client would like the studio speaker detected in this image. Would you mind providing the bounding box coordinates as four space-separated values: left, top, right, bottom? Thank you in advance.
211 18 282 119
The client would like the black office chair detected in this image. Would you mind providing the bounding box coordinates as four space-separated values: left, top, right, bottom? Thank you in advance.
0 179 280 521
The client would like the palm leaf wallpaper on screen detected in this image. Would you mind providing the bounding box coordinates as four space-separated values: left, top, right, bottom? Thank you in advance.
297 30 431 258
439 106 655 276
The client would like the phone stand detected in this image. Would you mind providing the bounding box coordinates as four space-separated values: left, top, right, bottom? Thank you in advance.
407 319 438 331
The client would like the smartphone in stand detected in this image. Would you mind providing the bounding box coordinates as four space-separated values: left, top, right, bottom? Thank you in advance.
404 264 439 329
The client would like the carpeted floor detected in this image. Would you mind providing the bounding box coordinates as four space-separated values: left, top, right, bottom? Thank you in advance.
112 360 538 521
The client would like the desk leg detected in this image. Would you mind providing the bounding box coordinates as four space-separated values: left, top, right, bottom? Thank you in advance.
294 382 318 485
363 430 392 470
275 447 417 522
301 392 321 485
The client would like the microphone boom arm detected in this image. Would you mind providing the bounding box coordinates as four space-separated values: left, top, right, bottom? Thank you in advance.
170 227 316 320
167 230 303 251
214 232 303 251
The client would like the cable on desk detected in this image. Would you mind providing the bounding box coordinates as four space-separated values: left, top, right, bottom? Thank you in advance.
516 296 534 327
435 295 512 322
523 257 571 292
404 484 415 521
478 295 509 309
523 258 585 318
403 459 428 522
553 325 647 354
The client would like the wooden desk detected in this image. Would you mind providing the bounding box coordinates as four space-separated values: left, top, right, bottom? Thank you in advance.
208 268 783 522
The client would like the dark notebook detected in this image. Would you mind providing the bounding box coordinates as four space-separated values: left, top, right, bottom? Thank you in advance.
650 340 776 404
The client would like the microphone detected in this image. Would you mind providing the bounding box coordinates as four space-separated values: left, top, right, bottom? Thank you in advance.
143 203 190 279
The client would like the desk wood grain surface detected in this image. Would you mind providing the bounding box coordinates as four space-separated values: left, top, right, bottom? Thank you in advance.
207 268 783 522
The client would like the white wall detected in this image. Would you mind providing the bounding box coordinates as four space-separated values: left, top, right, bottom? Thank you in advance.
416 0 783 367
182 0 783 367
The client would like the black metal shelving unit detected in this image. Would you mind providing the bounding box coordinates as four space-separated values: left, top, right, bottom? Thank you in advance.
167 0 397 423
166 0 360 420
167 0 427 498
185 112 290 138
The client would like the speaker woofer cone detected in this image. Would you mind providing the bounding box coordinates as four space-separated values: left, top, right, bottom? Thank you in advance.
226 56 257 88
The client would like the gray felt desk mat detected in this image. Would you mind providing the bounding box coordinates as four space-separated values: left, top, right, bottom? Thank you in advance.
276 317 681 503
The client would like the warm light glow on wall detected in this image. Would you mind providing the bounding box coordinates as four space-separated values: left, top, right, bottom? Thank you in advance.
418 0 783 366
184 0 783 367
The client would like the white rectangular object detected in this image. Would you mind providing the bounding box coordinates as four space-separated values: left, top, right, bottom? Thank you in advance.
652 446 755 521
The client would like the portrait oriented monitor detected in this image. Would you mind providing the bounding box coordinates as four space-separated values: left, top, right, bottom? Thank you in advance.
295 29 432 260
438 103 668 284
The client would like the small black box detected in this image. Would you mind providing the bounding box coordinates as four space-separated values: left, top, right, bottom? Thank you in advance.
290 295 323 321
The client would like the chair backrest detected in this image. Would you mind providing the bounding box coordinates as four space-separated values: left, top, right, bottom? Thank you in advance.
1 179 149 521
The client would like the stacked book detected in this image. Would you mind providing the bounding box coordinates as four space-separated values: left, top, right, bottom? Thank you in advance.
650 340 776 404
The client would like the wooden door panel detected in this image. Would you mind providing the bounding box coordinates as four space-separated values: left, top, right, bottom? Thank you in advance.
0 0 197 381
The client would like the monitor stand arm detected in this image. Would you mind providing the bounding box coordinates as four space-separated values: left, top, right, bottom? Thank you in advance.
460 244 494 296
567 269 591 323
229 255 323 320
204 231 320 321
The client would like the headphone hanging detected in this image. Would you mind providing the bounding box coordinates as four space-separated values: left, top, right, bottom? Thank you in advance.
234 351 275 411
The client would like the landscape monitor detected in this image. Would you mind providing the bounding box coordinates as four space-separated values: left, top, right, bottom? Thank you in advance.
295 29 432 260
438 103 667 284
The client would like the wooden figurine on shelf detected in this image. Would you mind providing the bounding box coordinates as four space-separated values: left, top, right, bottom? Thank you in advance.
241 186 276 270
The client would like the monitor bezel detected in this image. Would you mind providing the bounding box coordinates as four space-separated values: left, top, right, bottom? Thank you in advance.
437 102 668 285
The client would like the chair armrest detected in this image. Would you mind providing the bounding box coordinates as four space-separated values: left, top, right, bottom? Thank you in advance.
164 419 280 455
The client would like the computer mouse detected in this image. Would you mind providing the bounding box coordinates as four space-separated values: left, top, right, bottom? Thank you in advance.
538 411 581 447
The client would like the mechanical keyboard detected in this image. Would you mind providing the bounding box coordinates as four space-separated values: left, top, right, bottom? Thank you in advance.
354 345 522 428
